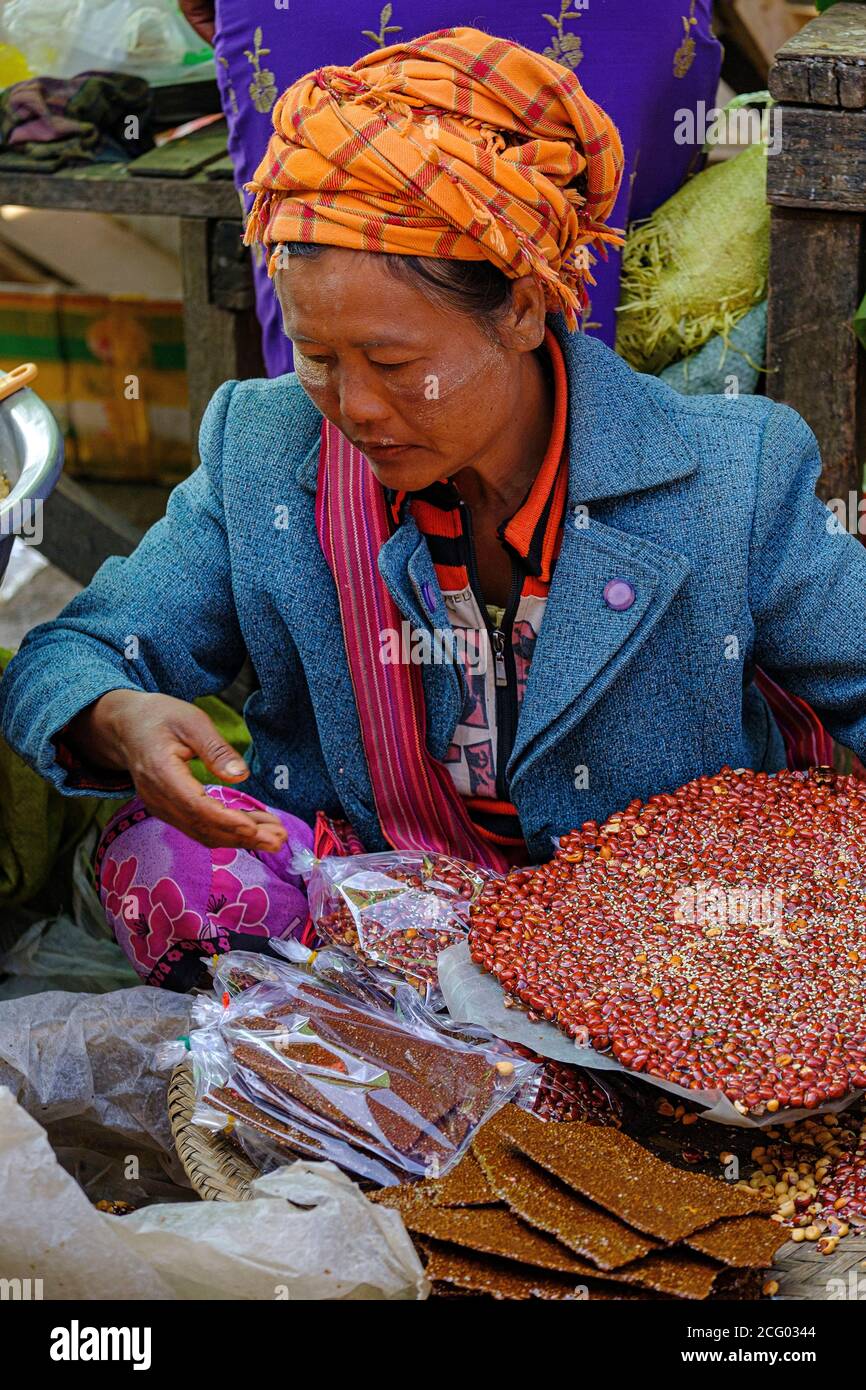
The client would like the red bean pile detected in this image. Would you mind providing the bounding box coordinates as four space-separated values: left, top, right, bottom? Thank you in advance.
469 767 866 1118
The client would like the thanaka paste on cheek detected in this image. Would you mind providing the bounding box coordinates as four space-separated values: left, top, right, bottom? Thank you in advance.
294 352 329 391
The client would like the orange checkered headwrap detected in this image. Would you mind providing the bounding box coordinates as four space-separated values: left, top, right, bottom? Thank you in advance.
243 26 624 329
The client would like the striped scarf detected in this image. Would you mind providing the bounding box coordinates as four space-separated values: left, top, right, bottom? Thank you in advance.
316 417 511 871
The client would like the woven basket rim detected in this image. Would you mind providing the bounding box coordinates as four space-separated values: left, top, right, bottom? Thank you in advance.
168 1062 259 1202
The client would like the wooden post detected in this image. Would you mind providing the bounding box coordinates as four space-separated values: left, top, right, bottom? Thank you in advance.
765 3 866 504
180 218 264 463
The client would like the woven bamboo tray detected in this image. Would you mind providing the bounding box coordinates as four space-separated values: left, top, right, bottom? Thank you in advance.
168 1064 866 1296
168 1064 256 1202
775 1235 866 1300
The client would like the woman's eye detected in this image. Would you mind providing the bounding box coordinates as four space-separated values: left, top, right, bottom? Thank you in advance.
371 360 416 372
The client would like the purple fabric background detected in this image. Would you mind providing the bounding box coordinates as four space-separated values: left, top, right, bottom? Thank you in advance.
213 0 721 374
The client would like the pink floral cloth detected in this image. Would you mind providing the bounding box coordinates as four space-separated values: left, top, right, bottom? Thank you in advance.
96 785 314 990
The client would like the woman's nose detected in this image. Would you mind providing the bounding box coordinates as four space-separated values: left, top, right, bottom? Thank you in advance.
336 366 391 428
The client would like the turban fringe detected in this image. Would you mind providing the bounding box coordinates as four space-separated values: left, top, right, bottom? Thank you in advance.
243 26 625 330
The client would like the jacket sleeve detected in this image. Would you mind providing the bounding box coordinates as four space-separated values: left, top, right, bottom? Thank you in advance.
749 401 866 758
0 380 248 796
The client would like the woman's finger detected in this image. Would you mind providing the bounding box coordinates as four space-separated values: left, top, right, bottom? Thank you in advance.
244 809 289 836
170 705 251 783
136 756 274 848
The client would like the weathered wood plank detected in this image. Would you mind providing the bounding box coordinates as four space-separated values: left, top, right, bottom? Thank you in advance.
766 206 866 505
128 125 229 180
775 2 866 58
766 106 866 211
0 166 240 218
768 57 812 102
770 52 866 107
210 220 255 312
770 3 866 107
839 59 866 107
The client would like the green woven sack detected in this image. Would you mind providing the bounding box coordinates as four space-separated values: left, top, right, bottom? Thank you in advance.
616 141 770 375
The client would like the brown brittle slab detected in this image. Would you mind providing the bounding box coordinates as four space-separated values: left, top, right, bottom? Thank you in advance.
370 1150 497 1210
400 1200 722 1298
686 1214 789 1268
429 1149 496 1206
400 1202 588 1274
422 1241 663 1301
472 1119 659 1269
371 1181 442 1210
494 1108 766 1241
206 1085 322 1158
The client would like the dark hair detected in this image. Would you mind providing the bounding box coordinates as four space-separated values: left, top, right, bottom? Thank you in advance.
278 240 515 338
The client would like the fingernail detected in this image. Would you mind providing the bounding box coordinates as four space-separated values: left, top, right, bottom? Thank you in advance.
226 760 247 775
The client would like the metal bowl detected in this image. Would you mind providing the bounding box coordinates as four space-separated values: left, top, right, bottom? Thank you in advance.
0 368 64 583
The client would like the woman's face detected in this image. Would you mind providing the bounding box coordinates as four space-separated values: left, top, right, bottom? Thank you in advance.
274 247 545 492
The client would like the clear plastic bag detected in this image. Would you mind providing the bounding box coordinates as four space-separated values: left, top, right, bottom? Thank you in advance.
207 943 399 1014
304 850 494 1008
189 954 536 1186
2 0 210 80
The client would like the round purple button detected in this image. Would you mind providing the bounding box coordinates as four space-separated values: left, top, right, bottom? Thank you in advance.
603 578 636 612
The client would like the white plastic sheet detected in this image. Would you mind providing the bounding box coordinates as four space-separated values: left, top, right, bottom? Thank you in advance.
0 1090 428 1301
0 986 192 1197
0 915 139 999
438 941 864 1129
0 1090 175 1300
108 1164 429 1300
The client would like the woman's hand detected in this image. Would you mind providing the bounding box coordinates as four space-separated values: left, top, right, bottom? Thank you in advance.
65 690 288 851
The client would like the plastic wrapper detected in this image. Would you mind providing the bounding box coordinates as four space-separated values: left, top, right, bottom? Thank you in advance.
303 849 494 1007
189 955 537 1185
515 1056 624 1126
0 985 192 1198
0 1090 427 1301
206 942 401 1013
0 912 140 999
439 941 864 1130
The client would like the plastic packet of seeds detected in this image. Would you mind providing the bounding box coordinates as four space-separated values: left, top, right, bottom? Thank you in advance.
305 851 494 1008
207 944 399 1013
188 956 536 1185
438 941 864 1130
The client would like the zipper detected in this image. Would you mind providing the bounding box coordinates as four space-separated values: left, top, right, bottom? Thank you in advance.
459 501 522 802
490 629 507 687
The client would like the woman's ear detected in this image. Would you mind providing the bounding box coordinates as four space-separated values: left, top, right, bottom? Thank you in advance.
495 274 548 353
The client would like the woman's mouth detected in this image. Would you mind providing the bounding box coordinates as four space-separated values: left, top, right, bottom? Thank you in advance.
356 440 417 462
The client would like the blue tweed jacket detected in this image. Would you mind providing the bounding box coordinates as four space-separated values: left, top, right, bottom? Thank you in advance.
3 316 866 863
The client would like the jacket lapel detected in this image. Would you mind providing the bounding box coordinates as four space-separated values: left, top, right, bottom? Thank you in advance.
508 516 691 793
507 319 697 795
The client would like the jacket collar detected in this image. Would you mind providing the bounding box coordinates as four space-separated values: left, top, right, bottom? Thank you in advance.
547 313 698 505
294 315 699 504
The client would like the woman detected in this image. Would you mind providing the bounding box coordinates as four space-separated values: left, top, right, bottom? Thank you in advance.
187 0 721 371
3 28 866 988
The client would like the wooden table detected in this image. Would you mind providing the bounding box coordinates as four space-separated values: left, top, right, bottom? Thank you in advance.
766 3 866 505
0 123 263 586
